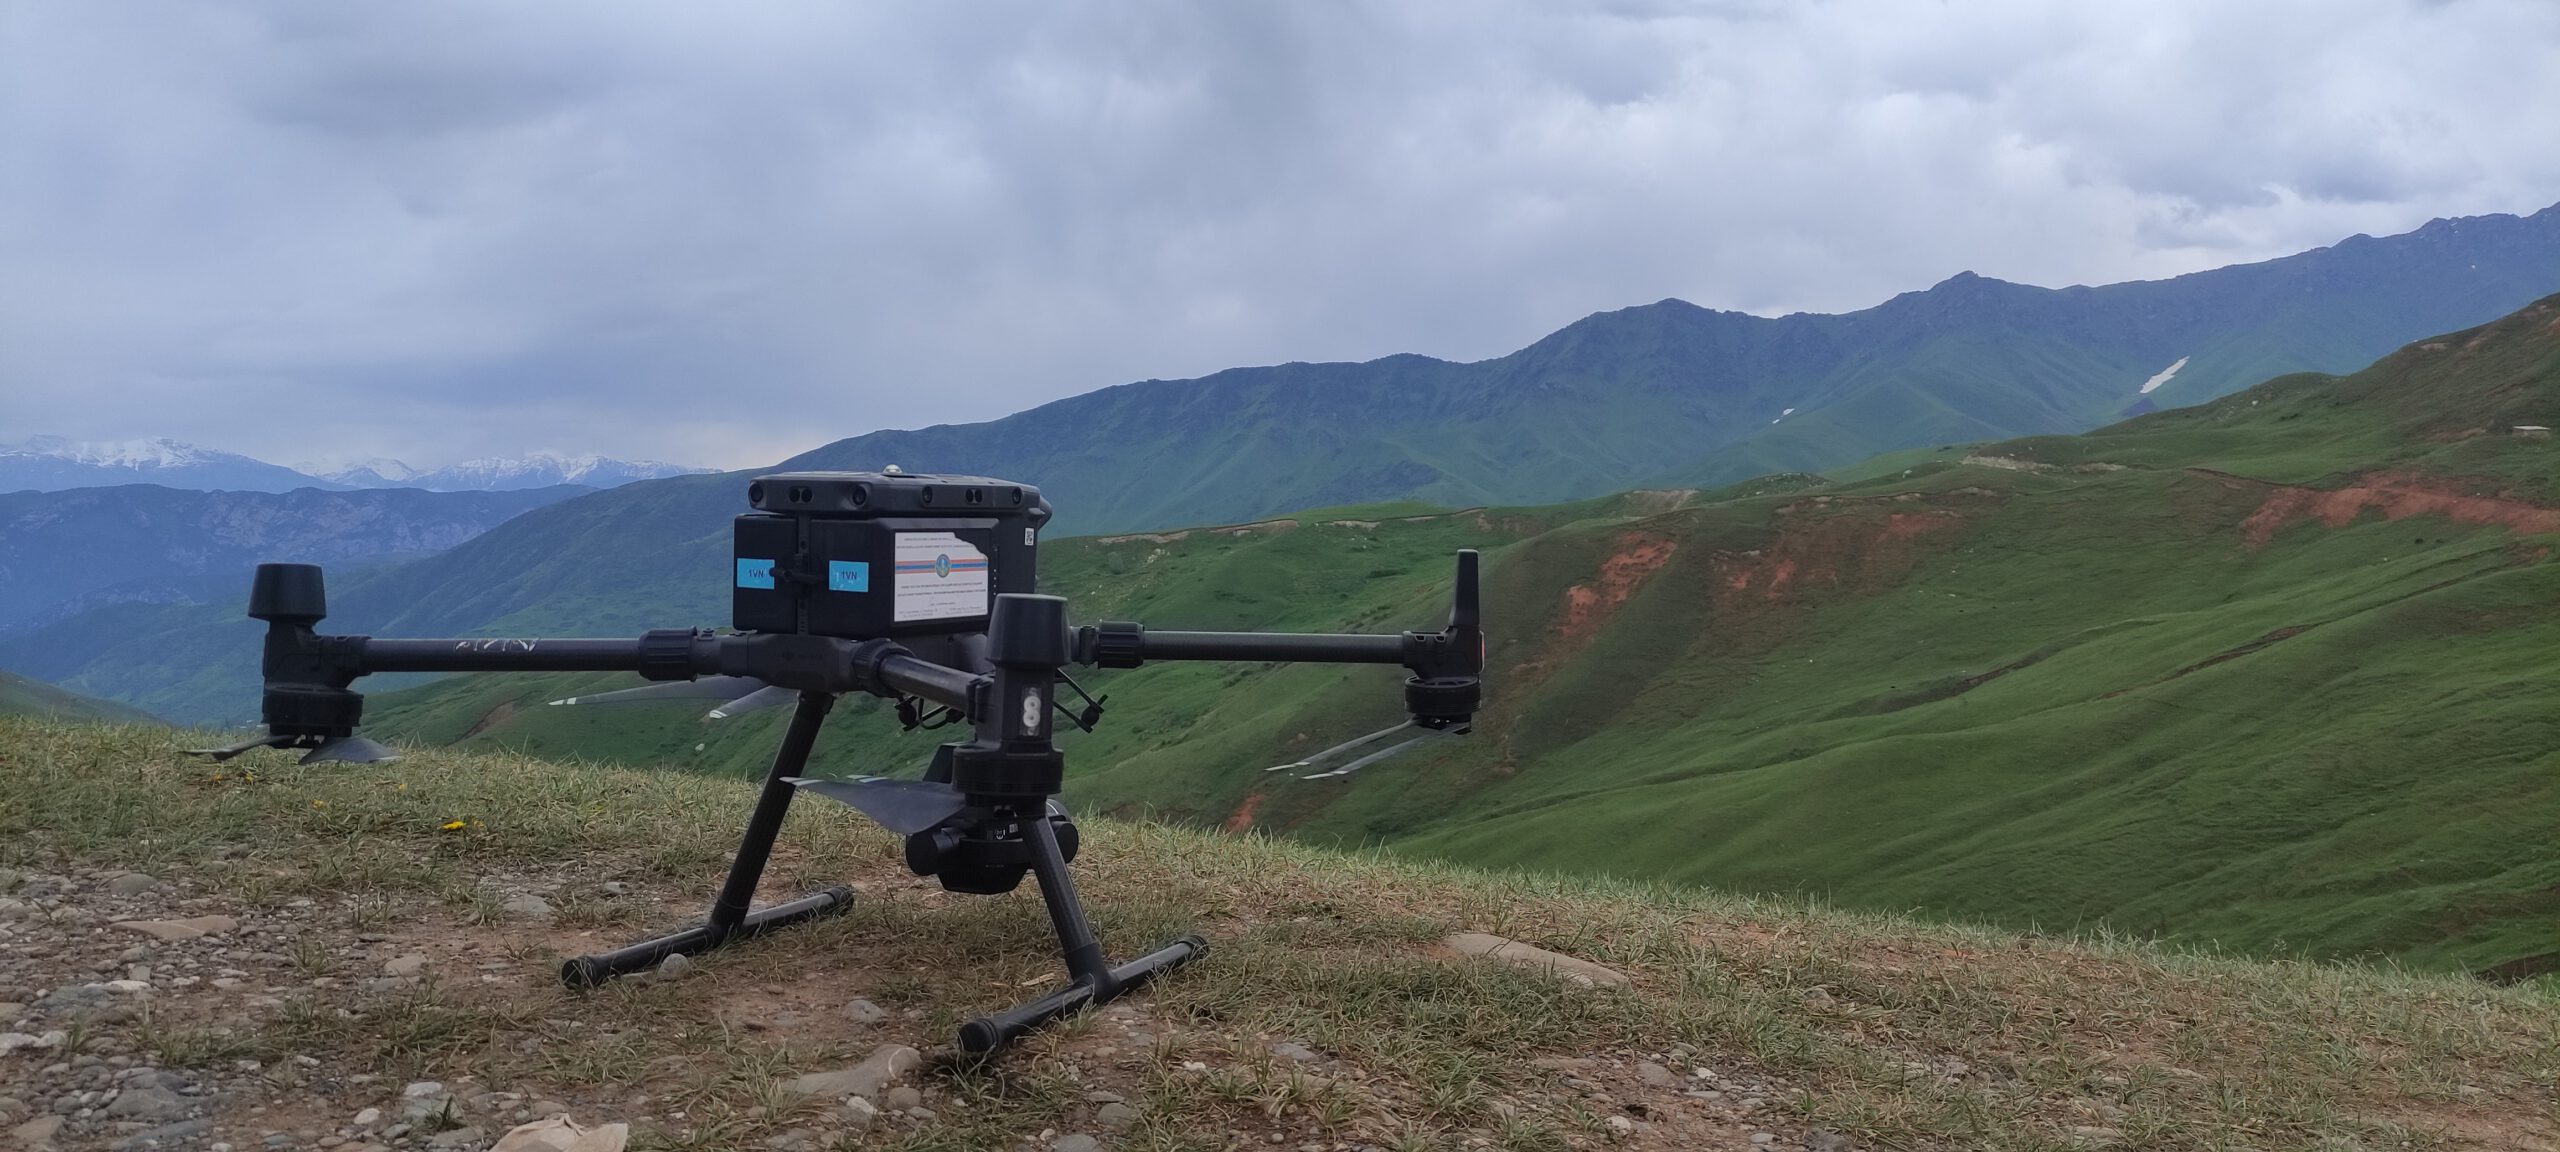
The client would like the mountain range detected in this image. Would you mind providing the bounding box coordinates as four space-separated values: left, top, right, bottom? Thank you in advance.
0 436 710 494
6 203 2557 726
363 292 2560 976
0 484 588 633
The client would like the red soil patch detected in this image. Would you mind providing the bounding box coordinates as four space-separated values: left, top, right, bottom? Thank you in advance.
1718 507 1962 600
1557 533 1678 646
1223 791 1263 833
2239 471 2560 548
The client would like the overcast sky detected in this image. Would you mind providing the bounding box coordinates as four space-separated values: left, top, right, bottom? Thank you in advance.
4 1 2557 471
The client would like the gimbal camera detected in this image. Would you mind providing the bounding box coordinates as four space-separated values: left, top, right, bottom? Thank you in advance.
194 470 1484 1053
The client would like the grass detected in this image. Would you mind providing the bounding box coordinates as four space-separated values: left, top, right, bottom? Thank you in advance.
6 718 2559 1150
40 300 2560 1002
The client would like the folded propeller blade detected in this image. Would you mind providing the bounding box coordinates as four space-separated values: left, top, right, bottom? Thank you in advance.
1263 722 1412 773
301 736 400 765
707 684 797 720
1299 727 1462 780
787 776 970 835
184 734 295 762
548 676 766 707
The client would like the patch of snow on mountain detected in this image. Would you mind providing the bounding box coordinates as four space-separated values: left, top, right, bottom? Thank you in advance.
2139 357 2190 395
3 435 223 468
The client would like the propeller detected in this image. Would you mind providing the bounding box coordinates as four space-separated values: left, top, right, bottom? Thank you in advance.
543 676 795 721
708 684 797 720
1265 720 1465 781
788 775 971 835
186 733 401 765
548 676 766 706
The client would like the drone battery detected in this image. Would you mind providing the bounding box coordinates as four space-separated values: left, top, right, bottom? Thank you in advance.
731 470 1048 639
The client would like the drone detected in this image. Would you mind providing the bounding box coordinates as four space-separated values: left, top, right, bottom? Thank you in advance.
193 470 1483 1053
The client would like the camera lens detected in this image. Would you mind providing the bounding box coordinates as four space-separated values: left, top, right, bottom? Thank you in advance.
747 482 765 504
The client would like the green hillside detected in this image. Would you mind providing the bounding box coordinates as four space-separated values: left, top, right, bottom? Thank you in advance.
359 296 2560 979
0 667 157 722
13 207 2557 724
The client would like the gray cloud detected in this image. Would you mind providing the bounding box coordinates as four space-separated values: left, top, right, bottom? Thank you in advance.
3 0 2556 470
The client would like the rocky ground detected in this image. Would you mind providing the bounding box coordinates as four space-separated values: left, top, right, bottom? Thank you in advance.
1 860 1850 1152
6 722 2555 1152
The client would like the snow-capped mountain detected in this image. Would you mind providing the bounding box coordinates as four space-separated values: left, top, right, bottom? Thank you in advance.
0 436 325 494
382 453 714 492
2 436 714 494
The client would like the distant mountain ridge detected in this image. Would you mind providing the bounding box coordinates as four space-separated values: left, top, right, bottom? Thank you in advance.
7 203 2558 722
0 484 589 633
0 436 323 494
0 437 710 494
311 452 715 492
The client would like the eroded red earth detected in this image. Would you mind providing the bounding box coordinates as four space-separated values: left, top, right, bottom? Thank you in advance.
2239 471 2560 548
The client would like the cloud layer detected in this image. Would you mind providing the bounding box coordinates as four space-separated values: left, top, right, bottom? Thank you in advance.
5 0 2556 469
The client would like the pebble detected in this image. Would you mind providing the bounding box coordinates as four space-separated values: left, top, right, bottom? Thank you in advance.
839 998 885 1025
1270 1041 1319 1064
652 954 691 982
425 1126 484 1149
500 895 554 921
882 1086 921 1112
1750 1133 1775 1146
836 1098 877 1130
1053 1136 1101 1152
108 874 160 897
113 1117 210 1150
352 1109 381 1128
1095 1101 1138 1129
1806 1131 1856 1152
1635 1060 1678 1088
383 955 428 978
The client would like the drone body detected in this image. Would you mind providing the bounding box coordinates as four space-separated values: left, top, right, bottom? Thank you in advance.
199 470 1484 1053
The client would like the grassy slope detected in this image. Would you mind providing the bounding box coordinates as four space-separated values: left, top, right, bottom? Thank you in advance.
0 667 158 723
7 719 2557 1152
359 298 2560 980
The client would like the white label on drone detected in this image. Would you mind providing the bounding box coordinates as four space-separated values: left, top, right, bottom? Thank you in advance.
892 532 991 622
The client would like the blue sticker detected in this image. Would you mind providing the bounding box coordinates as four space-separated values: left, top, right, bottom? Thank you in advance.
736 558 776 590
828 560 870 592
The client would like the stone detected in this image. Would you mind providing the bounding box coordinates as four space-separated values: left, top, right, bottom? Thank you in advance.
1052 1137 1101 1152
351 1110 381 1128
1605 1116 1635 1136
500 896 554 922
114 1119 212 1150
424 1126 484 1149
1635 1061 1678 1088
11 1115 65 1146
111 918 237 942
108 875 160 897
400 1082 454 1124
1440 933 1630 988
651 954 690 982
882 1086 920 1112
488 1116 627 1152
525 1103 569 1121
382 956 428 978
0 1034 61 1055
776 1043 921 1101
834 1098 877 1131
839 998 885 1025
1094 1101 1138 1130
104 1086 189 1121
104 981 152 995
1269 1041 1319 1064
1806 1131 1855 1152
